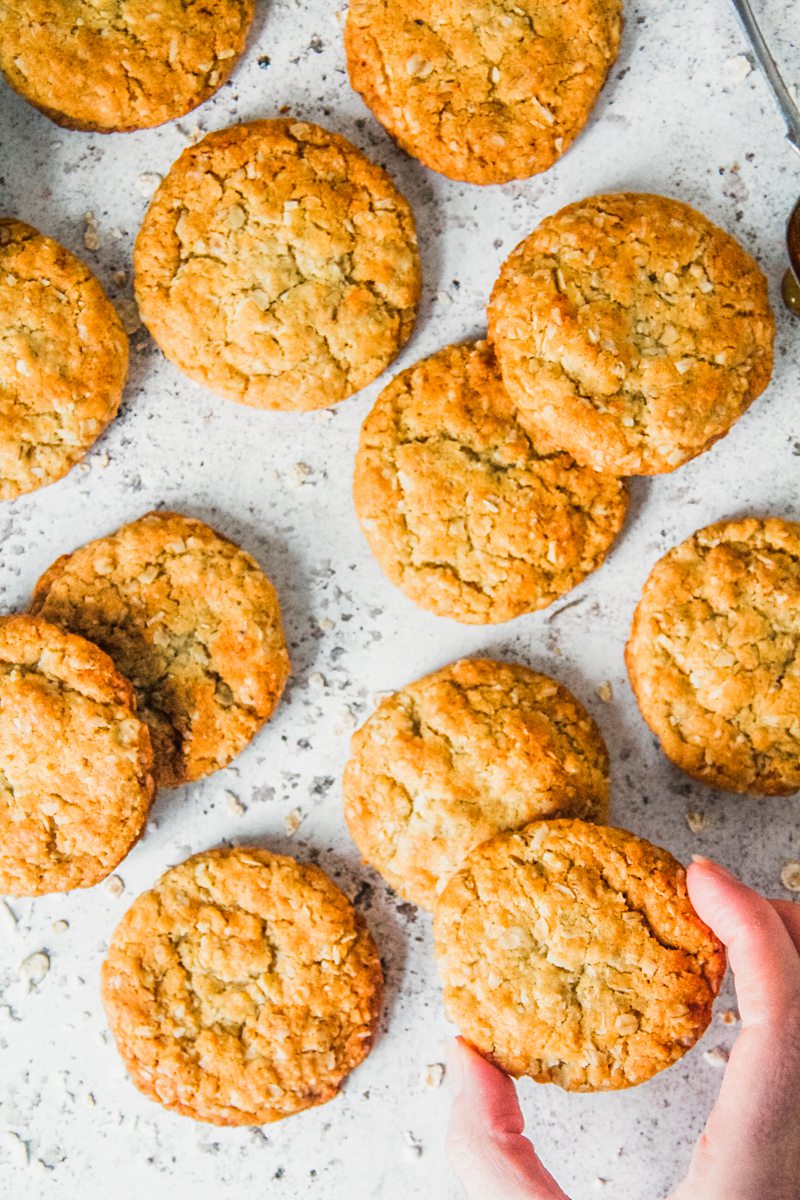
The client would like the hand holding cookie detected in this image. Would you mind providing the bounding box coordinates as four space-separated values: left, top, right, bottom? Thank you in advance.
445 858 800 1200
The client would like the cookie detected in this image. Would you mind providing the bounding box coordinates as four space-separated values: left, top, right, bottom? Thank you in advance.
101 846 383 1125
344 657 610 910
489 193 775 475
0 614 154 896
0 219 128 501
0 1 254 132
134 119 421 411
30 511 290 788
627 517 800 795
433 819 725 1090
353 339 627 623
345 0 622 185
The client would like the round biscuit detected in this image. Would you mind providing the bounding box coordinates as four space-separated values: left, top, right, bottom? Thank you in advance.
433 819 726 1090
101 846 384 1125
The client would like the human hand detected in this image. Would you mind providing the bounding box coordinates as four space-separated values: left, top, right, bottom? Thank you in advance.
445 857 800 1200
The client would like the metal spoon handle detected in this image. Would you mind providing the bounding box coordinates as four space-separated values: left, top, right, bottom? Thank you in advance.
729 0 800 156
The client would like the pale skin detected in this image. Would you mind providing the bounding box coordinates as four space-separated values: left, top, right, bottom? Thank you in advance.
446 857 800 1200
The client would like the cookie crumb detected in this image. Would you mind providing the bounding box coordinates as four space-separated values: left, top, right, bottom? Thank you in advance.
51 920 69 934
718 1008 739 1026
2 1132 28 1168
308 672 326 691
19 950 50 986
703 1046 729 1067
284 807 304 836
781 861 800 892
318 617 335 633
83 212 100 252
116 298 142 334
725 54 752 83
597 681 613 703
287 462 312 488
105 875 125 897
136 173 163 197
226 791 246 816
421 1062 445 1089
0 900 18 932
335 705 358 734
685 810 706 833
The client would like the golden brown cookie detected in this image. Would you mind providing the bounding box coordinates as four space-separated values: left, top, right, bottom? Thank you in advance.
353 339 627 623
0 219 128 501
30 511 290 788
434 819 725 1090
101 846 384 1125
134 119 421 411
344 657 610 909
0 614 154 896
345 0 622 185
489 193 775 475
627 517 800 795
0 1 254 132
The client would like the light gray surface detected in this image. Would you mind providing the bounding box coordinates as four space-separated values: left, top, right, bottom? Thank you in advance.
0 1 798 1197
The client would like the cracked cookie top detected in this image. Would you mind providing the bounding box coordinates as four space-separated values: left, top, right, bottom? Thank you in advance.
489 193 775 475
0 219 128 501
627 517 800 795
344 657 610 910
0 0 254 132
101 846 384 1125
353 339 627 623
0 614 154 896
30 511 290 788
434 819 725 1090
134 119 421 410
344 0 622 185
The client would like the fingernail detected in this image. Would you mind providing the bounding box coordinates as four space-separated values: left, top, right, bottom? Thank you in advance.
691 854 711 865
445 1037 464 1092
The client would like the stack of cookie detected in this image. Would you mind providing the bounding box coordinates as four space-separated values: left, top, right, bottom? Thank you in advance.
354 192 775 624
0 510 291 894
343 655 727 1090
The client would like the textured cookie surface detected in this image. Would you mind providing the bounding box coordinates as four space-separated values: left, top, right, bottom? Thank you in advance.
134 120 421 410
345 0 622 185
344 657 610 909
0 0 254 132
489 193 775 475
101 846 384 1125
30 511 290 788
434 819 725 1090
627 517 800 794
0 614 154 895
0 219 128 501
353 339 627 623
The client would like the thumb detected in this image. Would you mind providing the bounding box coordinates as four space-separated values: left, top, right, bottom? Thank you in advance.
446 1038 570 1200
673 858 800 1200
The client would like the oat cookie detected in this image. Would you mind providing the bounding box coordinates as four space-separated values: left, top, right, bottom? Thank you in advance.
627 517 800 794
30 511 290 788
0 614 154 896
0 0 254 132
345 0 622 185
434 819 725 1090
353 339 627 623
102 846 383 1125
0 219 128 501
489 193 775 475
134 119 421 411
344 657 610 909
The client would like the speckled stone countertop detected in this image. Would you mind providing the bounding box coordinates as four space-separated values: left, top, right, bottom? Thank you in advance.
0 1 798 1197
